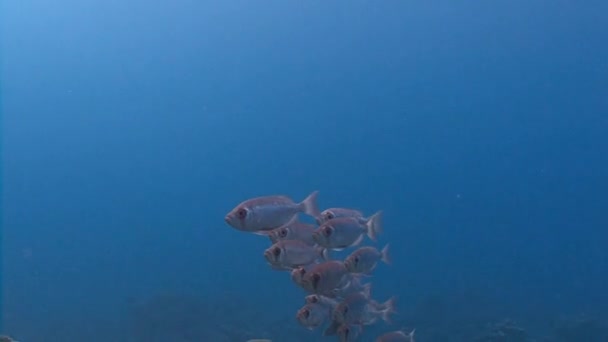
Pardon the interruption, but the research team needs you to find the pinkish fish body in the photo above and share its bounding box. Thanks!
[333,291,396,326]
[225,191,320,233]
[317,207,367,225]
[375,329,416,342]
[268,221,317,245]
[303,260,350,296]
[313,211,383,250]
[296,303,332,330]
[344,244,391,274]
[264,240,326,270]
[305,294,340,309]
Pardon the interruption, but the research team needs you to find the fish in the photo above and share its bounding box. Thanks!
[291,265,315,293]
[333,291,396,326]
[331,274,371,298]
[264,240,327,270]
[316,207,367,225]
[337,323,364,342]
[312,211,383,250]
[225,191,320,233]
[344,244,391,274]
[268,221,317,245]
[303,260,351,296]
[375,329,416,342]
[296,303,332,330]
[305,294,340,309]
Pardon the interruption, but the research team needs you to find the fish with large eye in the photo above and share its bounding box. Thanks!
[264,240,327,270]
[312,211,383,250]
[268,221,317,245]
[303,261,351,296]
[316,207,369,225]
[304,294,339,309]
[296,303,332,330]
[225,191,320,234]
[344,245,391,274]
[333,290,397,326]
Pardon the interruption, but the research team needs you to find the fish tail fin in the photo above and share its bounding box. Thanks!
[381,243,391,265]
[409,328,416,342]
[362,282,372,298]
[300,190,320,218]
[366,210,383,241]
[381,296,397,324]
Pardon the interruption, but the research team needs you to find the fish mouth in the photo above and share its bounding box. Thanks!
[263,250,274,262]
[224,215,231,224]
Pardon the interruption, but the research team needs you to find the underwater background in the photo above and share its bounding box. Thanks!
[2,0,608,341]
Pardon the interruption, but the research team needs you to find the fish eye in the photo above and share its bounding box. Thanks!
[342,306,349,314]
[302,308,310,318]
[237,208,247,219]
[323,227,332,236]
[309,295,319,303]
[354,256,360,264]
[273,247,281,256]
[311,273,321,288]
[279,228,288,238]
[325,212,334,220]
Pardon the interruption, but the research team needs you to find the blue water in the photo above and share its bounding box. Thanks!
[2,1,607,341]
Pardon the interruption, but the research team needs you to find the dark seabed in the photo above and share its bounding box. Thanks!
[2,0,608,341]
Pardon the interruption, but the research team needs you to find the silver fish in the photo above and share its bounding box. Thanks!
[375,329,416,342]
[312,211,383,250]
[332,274,371,298]
[291,265,315,293]
[305,294,340,309]
[344,244,390,274]
[317,207,367,225]
[296,302,332,330]
[264,240,327,270]
[303,260,350,296]
[225,191,320,233]
[333,291,396,326]
[268,221,317,245]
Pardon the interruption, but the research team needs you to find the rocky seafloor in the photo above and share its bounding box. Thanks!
[126,293,608,342]
[3,292,607,342]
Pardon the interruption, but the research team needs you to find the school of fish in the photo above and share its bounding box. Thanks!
[225,190,416,342]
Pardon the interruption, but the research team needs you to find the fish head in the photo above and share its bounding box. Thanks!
[333,302,350,323]
[264,244,283,264]
[269,226,290,243]
[225,204,251,230]
[291,266,307,284]
[313,225,334,245]
[344,254,360,272]
[318,209,336,224]
[297,304,326,328]
[305,294,321,304]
